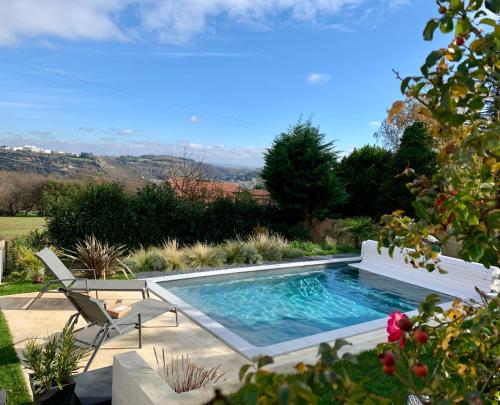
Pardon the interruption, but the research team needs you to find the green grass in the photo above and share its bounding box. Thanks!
[0,310,32,404]
[0,280,53,297]
[0,217,46,241]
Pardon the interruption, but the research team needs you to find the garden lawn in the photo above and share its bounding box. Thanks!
[0,280,53,296]
[0,217,46,241]
[0,310,32,405]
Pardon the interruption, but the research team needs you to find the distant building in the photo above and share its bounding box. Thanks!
[168,177,270,204]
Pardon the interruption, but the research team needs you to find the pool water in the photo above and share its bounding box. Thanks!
[159,264,452,347]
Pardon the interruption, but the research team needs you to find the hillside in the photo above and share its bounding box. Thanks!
[0,149,261,185]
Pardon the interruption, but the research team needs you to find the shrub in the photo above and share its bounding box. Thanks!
[240,244,262,264]
[46,182,130,248]
[222,240,246,264]
[63,235,129,279]
[145,248,167,272]
[160,240,186,271]
[321,236,337,252]
[246,233,289,261]
[153,348,225,393]
[46,182,280,249]
[23,327,84,398]
[290,240,323,256]
[183,243,225,268]
[280,245,303,259]
[340,217,375,248]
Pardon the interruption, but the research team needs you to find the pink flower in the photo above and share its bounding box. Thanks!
[387,311,407,348]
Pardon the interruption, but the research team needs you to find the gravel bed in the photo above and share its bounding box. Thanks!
[135,253,360,279]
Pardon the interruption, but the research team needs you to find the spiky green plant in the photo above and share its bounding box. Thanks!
[23,327,84,397]
[340,217,375,248]
[160,239,186,271]
[153,348,225,393]
[16,245,45,282]
[183,243,225,268]
[64,235,129,279]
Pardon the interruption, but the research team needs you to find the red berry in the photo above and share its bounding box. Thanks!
[438,6,447,14]
[414,329,429,344]
[413,363,429,377]
[396,316,412,332]
[455,36,465,46]
[382,351,396,367]
[383,365,395,376]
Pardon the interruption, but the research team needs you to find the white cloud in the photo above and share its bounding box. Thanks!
[0,0,125,45]
[306,72,331,85]
[189,115,200,124]
[116,128,137,136]
[0,0,364,45]
[369,120,381,128]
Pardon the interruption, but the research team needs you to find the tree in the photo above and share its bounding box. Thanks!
[374,99,435,151]
[381,0,499,268]
[0,171,47,216]
[338,145,392,219]
[261,120,347,224]
[379,122,437,216]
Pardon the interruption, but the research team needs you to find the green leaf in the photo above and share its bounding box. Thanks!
[440,16,454,33]
[485,0,500,13]
[479,18,497,27]
[423,19,439,40]
[486,209,500,229]
[425,50,442,67]
[456,19,469,35]
[468,0,482,10]
[400,77,411,94]
[278,385,290,404]
[257,355,274,368]
[239,364,252,381]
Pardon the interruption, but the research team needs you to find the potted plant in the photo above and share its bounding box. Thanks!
[23,327,84,405]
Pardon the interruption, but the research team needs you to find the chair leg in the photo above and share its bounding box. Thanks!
[174,309,179,327]
[138,314,142,348]
[25,283,49,310]
[84,326,108,372]
[141,289,146,299]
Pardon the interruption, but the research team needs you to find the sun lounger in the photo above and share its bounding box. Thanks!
[26,248,149,309]
[60,288,178,371]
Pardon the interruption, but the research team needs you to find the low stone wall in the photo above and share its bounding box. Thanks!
[112,351,241,405]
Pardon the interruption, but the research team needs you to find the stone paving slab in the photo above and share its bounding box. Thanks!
[0,291,387,402]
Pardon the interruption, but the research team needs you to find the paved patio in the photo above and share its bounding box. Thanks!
[0,290,387,400]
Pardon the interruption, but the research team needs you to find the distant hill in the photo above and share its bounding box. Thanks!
[0,148,261,185]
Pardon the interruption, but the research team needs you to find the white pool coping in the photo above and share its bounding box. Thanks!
[145,258,454,360]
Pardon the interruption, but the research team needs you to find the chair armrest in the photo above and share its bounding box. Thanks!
[71,268,97,279]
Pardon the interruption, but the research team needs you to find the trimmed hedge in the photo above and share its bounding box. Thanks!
[46,183,286,248]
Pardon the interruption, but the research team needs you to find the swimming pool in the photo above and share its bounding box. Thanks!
[148,259,454,358]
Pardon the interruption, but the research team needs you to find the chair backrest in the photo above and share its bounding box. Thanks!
[351,240,498,299]
[36,247,75,287]
[59,288,112,326]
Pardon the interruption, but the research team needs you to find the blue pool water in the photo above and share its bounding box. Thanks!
[159,264,452,347]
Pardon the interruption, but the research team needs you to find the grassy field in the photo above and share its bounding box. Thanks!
[0,310,32,404]
[0,217,46,241]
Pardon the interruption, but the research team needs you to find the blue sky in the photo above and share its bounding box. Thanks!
[0,0,439,167]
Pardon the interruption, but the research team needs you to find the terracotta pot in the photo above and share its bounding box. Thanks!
[29,374,77,405]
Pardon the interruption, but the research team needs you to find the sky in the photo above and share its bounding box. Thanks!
[0,0,440,167]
